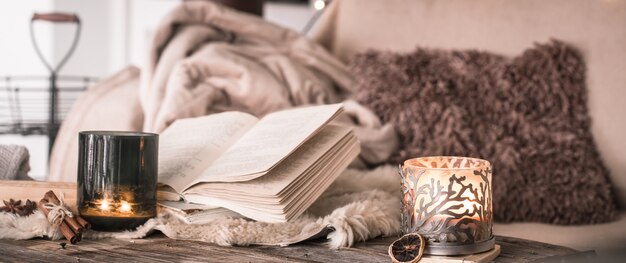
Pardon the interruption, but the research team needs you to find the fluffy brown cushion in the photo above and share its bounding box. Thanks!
[352,40,617,224]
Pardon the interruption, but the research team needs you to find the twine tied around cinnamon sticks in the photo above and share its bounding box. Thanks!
[42,193,72,227]
[37,190,91,244]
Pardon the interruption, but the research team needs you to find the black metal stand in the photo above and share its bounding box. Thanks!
[29,13,82,155]
[0,13,96,170]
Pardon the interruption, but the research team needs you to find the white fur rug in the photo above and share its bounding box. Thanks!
[0,166,400,248]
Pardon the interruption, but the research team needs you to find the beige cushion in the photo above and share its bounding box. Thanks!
[47,66,143,182]
[494,212,626,251]
[313,0,626,207]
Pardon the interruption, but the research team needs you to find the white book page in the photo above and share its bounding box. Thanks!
[158,112,258,193]
[187,125,352,196]
[192,104,343,183]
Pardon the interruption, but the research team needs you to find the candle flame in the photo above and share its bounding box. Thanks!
[120,201,131,212]
[100,200,110,211]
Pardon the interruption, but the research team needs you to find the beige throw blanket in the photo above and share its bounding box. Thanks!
[48,1,397,181]
[140,1,397,166]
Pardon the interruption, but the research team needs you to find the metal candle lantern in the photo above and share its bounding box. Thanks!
[399,156,494,255]
[77,131,158,231]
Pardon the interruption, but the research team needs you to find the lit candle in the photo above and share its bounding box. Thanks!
[400,156,494,255]
[88,197,139,215]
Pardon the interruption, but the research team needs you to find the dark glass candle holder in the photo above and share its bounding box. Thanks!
[77,131,158,231]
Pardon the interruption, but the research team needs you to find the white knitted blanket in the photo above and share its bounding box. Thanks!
[0,166,400,248]
[0,145,31,180]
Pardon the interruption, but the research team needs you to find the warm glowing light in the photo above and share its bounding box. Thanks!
[462,199,475,211]
[400,156,493,252]
[120,201,132,212]
[100,200,110,210]
[313,0,326,10]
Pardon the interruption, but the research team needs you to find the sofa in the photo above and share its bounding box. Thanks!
[311,0,626,251]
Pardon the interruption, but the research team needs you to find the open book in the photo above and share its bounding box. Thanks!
[158,104,360,223]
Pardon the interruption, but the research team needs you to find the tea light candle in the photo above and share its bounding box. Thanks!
[79,190,157,230]
[89,198,135,214]
[399,156,494,255]
[81,196,146,217]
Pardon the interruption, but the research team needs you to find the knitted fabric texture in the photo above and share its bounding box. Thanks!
[0,145,31,180]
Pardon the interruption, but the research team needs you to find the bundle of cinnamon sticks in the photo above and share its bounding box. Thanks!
[37,190,91,244]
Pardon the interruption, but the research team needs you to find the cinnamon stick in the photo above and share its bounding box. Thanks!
[43,191,85,234]
[75,215,91,229]
[37,199,79,244]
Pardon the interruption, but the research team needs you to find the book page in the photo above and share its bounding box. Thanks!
[187,125,352,196]
[191,104,343,184]
[158,112,258,193]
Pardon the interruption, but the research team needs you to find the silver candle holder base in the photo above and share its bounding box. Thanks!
[424,237,496,256]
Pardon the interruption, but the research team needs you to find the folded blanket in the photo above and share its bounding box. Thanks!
[140,1,397,166]
[0,145,31,180]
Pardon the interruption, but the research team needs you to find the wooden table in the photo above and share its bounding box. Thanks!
[0,235,578,262]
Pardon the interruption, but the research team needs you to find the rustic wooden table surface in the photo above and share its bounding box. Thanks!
[0,235,578,263]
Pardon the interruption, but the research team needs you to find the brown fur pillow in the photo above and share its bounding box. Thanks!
[352,40,617,224]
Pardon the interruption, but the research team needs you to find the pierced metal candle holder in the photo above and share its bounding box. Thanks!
[399,156,494,255]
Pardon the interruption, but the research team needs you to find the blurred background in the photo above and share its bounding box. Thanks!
[0,0,322,179]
